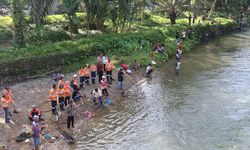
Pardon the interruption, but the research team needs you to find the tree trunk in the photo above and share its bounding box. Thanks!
[169,11,177,25]
[208,0,218,18]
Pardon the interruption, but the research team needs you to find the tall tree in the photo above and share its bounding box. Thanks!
[208,0,217,18]
[157,0,190,24]
[59,0,81,33]
[29,0,54,26]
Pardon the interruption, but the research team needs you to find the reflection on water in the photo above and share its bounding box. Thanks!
[75,30,250,150]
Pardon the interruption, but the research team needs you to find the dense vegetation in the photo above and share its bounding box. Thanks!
[0,0,249,82]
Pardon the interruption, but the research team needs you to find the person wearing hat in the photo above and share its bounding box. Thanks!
[100,76,108,96]
[32,115,41,150]
[29,105,42,122]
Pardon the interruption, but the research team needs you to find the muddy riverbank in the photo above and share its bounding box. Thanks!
[0,68,144,150]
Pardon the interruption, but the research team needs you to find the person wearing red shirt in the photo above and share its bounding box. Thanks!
[29,105,42,121]
[97,61,104,83]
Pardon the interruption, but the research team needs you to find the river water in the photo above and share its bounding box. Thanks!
[74,30,250,150]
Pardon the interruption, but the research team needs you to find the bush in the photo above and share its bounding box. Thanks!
[0,28,13,43]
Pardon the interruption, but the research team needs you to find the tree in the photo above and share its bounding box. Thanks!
[208,0,217,18]
[157,0,190,24]
[59,0,82,34]
[7,0,27,47]
[29,0,54,26]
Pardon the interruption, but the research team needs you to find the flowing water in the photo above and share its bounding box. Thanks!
[74,30,250,150]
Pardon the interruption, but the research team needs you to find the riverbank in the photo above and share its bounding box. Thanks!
[0,18,242,150]
[0,16,238,84]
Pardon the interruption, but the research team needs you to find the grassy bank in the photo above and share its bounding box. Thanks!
[0,14,237,83]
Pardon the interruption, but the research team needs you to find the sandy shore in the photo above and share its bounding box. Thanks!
[0,68,145,150]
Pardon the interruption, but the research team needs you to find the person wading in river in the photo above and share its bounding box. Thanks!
[100,76,109,96]
[106,59,115,84]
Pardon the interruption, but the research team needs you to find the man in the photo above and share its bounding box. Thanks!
[91,88,102,106]
[3,87,18,113]
[49,84,57,114]
[105,60,114,84]
[97,61,104,83]
[64,81,71,107]
[29,105,42,121]
[66,100,75,129]
[117,68,124,91]
[78,68,85,89]
[90,63,97,84]
[57,85,65,111]
[32,115,41,150]
[145,64,153,77]
[100,76,108,96]
[84,64,91,85]
[72,87,83,102]
[1,94,10,123]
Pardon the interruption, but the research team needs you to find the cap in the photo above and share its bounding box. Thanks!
[32,104,36,108]
[73,74,77,78]
[86,64,89,66]
[102,76,106,78]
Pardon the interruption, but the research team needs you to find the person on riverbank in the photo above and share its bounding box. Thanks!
[84,64,91,85]
[133,60,140,71]
[90,63,97,84]
[91,88,102,106]
[3,87,18,113]
[63,81,71,107]
[29,105,42,122]
[97,61,104,83]
[72,87,83,102]
[71,74,78,89]
[106,59,115,84]
[1,94,10,123]
[66,99,75,129]
[32,115,41,150]
[120,61,129,71]
[78,68,85,89]
[58,85,65,111]
[100,76,109,96]
[57,75,64,88]
[117,68,125,92]
[49,84,57,114]
[102,54,108,72]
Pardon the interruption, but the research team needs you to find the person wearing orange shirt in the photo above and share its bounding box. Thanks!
[90,63,97,84]
[106,60,115,84]
[84,64,91,85]
[1,94,10,123]
[49,84,58,114]
[57,85,65,111]
[64,81,71,107]
[3,87,18,113]
[57,75,64,88]
[78,68,85,89]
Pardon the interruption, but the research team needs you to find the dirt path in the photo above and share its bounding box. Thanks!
[0,68,145,150]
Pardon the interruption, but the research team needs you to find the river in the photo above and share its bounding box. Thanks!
[74,29,250,150]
